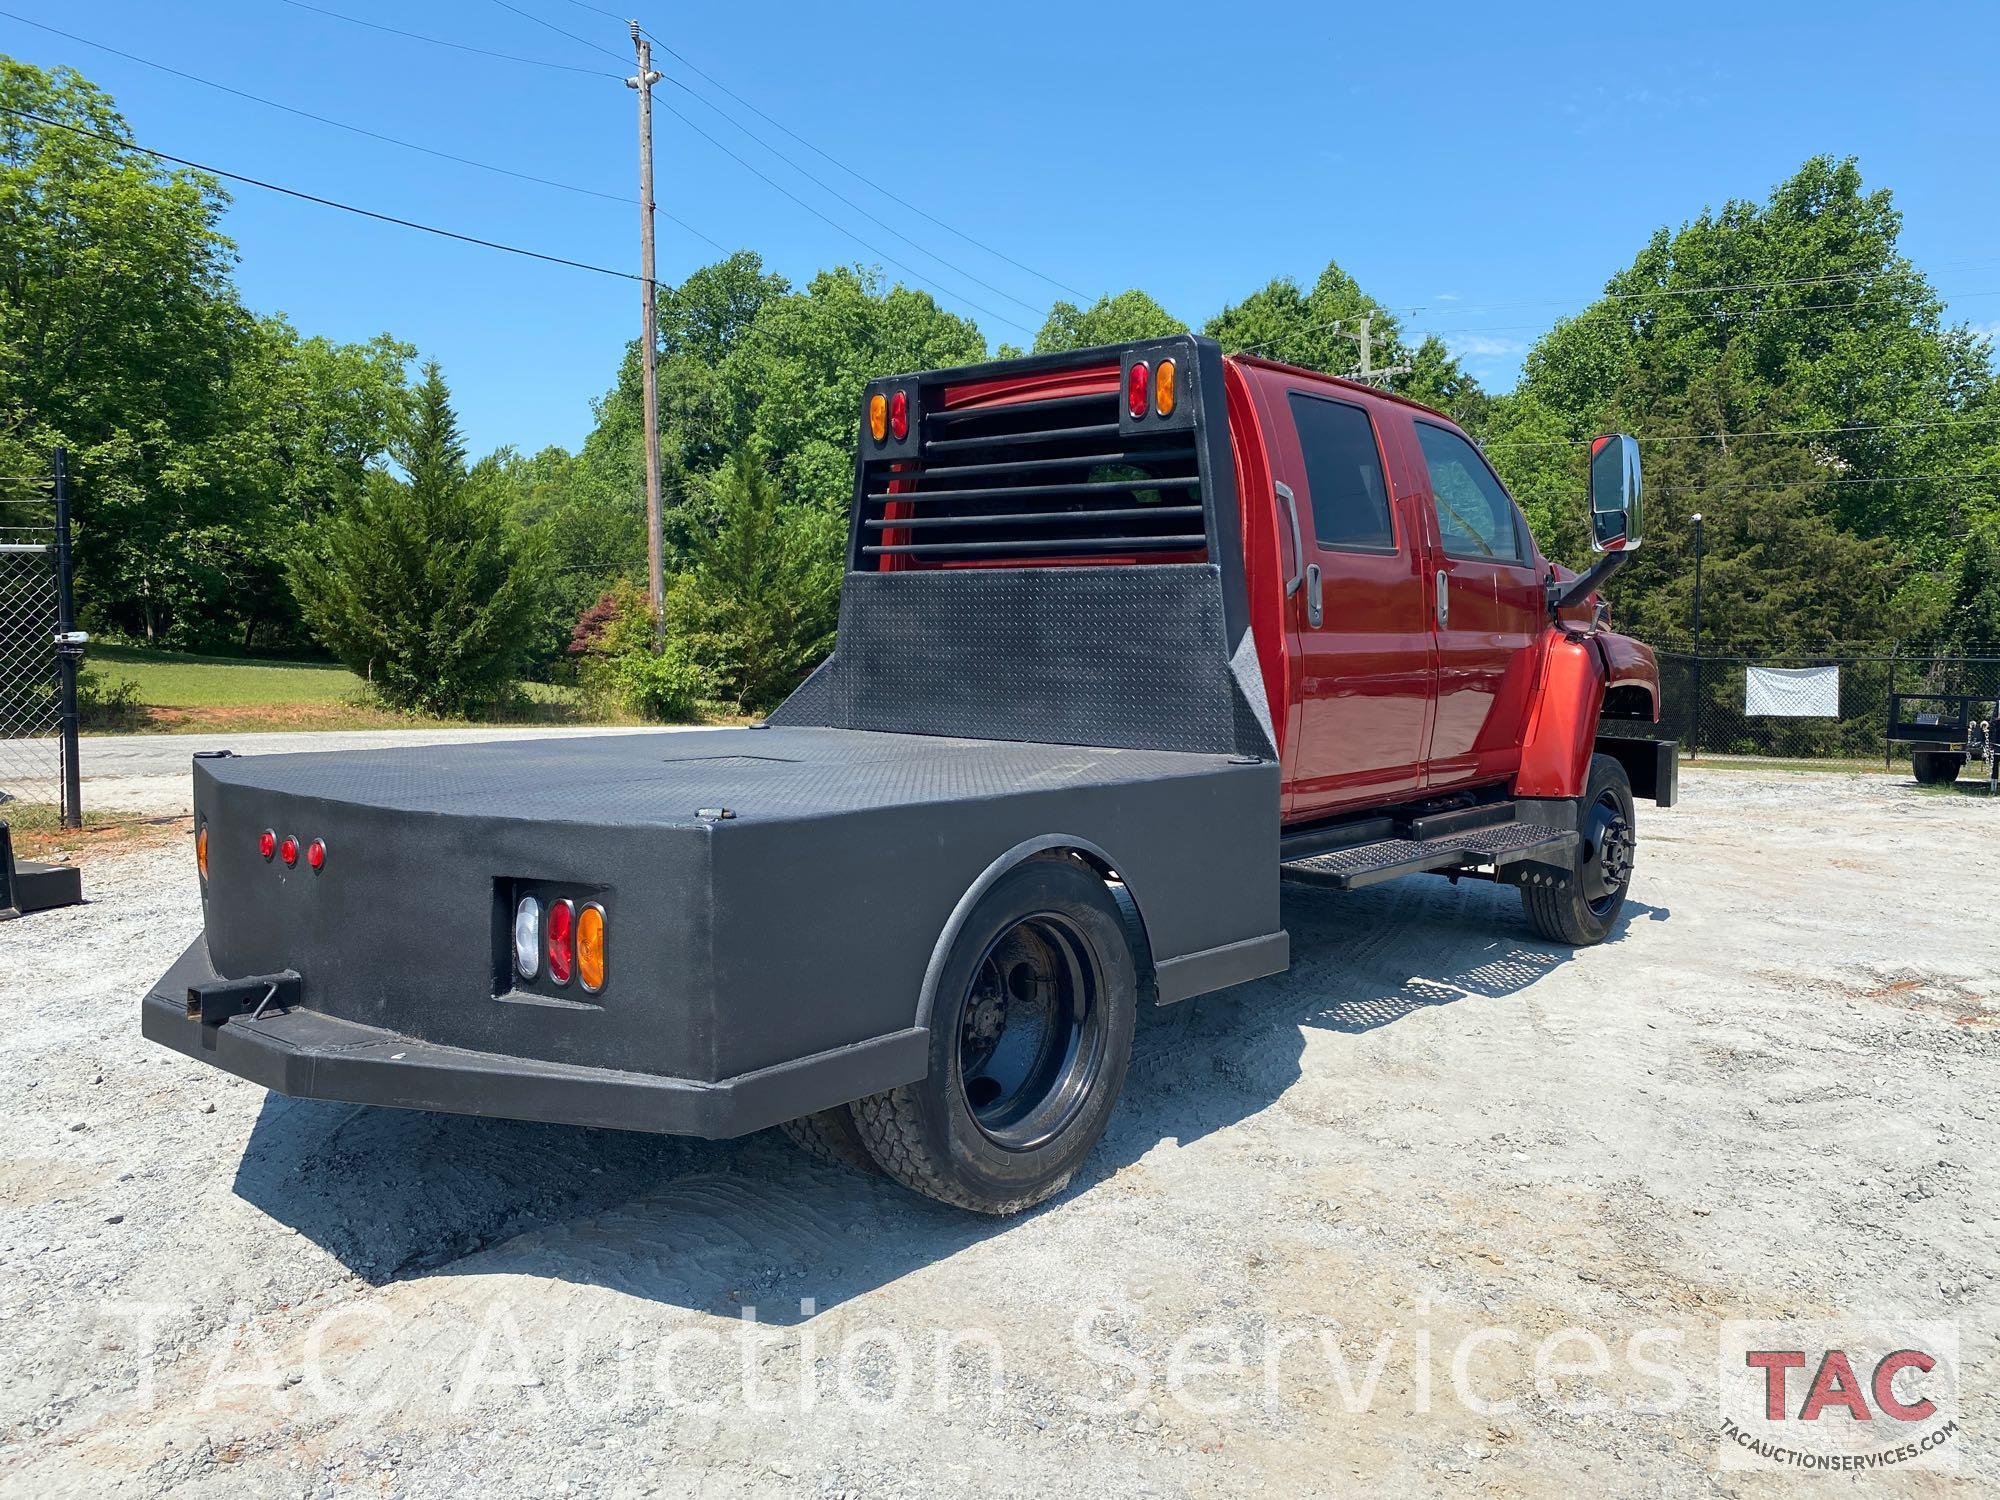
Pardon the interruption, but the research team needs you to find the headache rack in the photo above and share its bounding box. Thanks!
[851,335,1220,570]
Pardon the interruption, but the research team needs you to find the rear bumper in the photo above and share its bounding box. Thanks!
[142,938,927,1139]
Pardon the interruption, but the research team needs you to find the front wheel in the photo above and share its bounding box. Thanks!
[1522,753,1636,947]
[851,857,1138,1215]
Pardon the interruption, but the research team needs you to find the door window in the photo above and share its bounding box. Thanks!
[1288,392,1395,551]
[1414,422,1524,563]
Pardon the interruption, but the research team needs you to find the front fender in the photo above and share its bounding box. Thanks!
[1514,630,1607,799]
[1597,630,1661,721]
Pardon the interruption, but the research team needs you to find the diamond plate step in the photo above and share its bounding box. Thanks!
[1280,821,1577,891]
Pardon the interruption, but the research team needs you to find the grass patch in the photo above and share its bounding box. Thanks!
[1,801,189,861]
[92,644,365,709]
[81,644,641,734]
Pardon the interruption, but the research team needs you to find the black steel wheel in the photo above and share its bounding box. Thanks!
[1522,753,1636,947]
[852,857,1138,1215]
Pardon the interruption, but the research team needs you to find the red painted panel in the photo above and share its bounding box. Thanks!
[1238,364,1433,818]
[1514,631,1608,798]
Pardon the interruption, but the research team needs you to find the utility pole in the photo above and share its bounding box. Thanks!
[1335,311,1412,386]
[1690,512,1705,761]
[627,21,666,649]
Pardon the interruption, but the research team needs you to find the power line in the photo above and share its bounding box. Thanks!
[1654,473,2000,493]
[645,36,1092,302]
[277,0,624,78]
[654,97,1038,337]
[0,9,732,251]
[0,104,646,282]
[1234,288,2000,360]
[659,75,1047,317]
[482,0,630,65]
[1487,414,2000,450]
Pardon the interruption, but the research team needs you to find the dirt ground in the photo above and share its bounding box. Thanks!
[1,755,1994,1497]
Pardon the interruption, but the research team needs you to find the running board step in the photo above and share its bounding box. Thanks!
[1281,822,1577,892]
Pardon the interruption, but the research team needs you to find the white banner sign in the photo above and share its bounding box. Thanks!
[1745,664,1840,717]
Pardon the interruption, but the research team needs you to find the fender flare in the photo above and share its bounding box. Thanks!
[910,834,1152,1032]
[1515,629,1610,799]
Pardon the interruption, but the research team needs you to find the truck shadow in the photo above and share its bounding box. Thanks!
[232,875,1663,1321]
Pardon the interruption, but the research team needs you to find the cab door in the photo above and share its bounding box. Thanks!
[1406,419,1547,787]
[1260,379,1435,820]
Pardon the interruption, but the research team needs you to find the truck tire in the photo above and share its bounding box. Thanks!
[1522,753,1636,947]
[778,1107,882,1176]
[851,857,1138,1215]
[1912,751,1963,786]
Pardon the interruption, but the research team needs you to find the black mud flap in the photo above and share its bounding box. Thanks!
[1595,736,1678,807]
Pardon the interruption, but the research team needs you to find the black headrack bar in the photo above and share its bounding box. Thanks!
[864,534,1206,557]
[865,506,1204,531]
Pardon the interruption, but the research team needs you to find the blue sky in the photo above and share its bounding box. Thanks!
[6,0,1998,457]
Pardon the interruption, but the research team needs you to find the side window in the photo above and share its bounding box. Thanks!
[1414,422,1525,563]
[1288,392,1395,551]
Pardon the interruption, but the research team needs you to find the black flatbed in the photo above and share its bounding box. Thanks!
[201,725,1253,827]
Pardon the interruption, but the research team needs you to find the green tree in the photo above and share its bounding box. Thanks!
[1205,261,1487,428]
[671,450,842,711]
[1497,156,2000,637]
[1031,290,1186,353]
[289,362,547,716]
[1,59,411,649]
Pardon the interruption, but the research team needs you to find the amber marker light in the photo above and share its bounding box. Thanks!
[577,903,607,993]
[196,824,209,881]
[1154,357,1177,417]
[868,392,888,442]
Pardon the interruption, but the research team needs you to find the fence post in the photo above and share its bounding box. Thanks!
[1884,639,1897,769]
[52,448,81,830]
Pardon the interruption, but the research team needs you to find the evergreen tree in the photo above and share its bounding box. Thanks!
[288,362,548,716]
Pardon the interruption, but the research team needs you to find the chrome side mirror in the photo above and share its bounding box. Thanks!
[1588,434,1643,552]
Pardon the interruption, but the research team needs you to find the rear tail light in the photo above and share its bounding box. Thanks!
[889,389,909,441]
[867,392,887,442]
[1127,360,1150,418]
[546,899,575,986]
[278,834,299,868]
[513,896,542,980]
[1154,358,1177,416]
[577,903,607,992]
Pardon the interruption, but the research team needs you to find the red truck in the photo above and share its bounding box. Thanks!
[144,334,1670,1216]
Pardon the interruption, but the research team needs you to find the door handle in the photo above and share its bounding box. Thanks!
[1275,481,1304,597]
[1435,569,1449,629]
[1306,563,1323,628]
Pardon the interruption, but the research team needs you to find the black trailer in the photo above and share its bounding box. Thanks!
[1888,692,1999,790]
[144,338,1292,1214]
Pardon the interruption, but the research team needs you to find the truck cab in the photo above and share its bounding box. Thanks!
[146,334,1671,1217]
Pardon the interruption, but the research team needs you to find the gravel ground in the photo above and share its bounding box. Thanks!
[1,761,1995,1496]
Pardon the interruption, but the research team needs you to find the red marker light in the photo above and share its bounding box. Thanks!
[889,389,908,441]
[307,838,327,873]
[1127,361,1150,419]
[279,835,299,868]
[546,899,575,986]
[258,829,276,861]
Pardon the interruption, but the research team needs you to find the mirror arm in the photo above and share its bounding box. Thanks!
[1547,547,1632,615]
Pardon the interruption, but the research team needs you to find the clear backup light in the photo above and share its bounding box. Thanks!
[513,895,542,980]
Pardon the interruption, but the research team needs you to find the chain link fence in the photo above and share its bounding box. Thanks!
[1616,640,2000,763]
[0,455,81,824]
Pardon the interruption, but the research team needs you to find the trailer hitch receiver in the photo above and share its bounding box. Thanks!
[185,970,302,1045]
